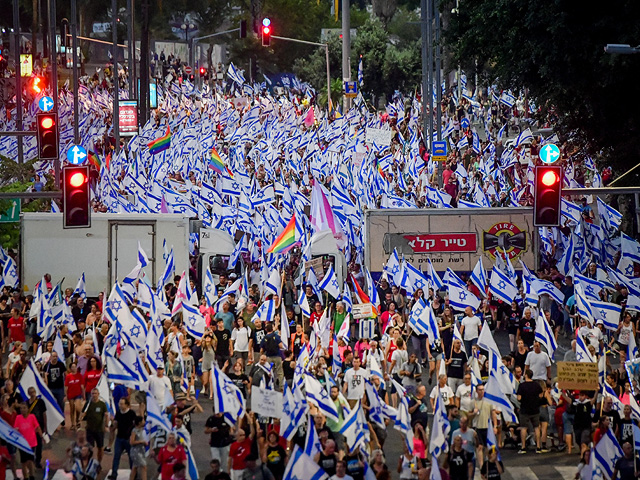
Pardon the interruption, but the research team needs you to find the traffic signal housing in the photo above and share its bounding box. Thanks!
[63,165,91,228]
[36,112,59,160]
[261,18,271,46]
[534,165,562,226]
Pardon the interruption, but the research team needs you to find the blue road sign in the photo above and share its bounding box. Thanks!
[67,145,87,165]
[38,96,54,112]
[344,81,357,95]
[432,141,447,157]
[539,143,560,164]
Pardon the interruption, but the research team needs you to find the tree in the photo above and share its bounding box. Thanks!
[352,17,388,101]
[445,0,640,178]
[292,34,342,99]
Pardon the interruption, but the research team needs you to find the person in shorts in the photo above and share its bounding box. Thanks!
[81,388,109,463]
[516,369,543,454]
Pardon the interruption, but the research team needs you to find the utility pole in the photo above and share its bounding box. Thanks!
[139,0,149,125]
[426,0,433,147]
[71,0,80,143]
[12,0,23,164]
[341,0,351,112]
[127,0,135,99]
[420,0,429,159]
[112,0,120,152]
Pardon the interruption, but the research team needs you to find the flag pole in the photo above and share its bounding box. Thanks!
[600,350,606,417]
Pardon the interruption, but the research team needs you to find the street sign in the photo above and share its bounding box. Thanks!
[119,101,138,136]
[344,81,357,98]
[184,65,192,75]
[539,143,560,164]
[67,144,87,165]
[432,140,447,161]
[38,96,54,112]
[0,199,20,223]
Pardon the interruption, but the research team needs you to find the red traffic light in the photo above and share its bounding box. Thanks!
[200,67,206,75]
[41,116,54,129]
[32,77,42,93]
[69,172,86,187]
[262,26,271,35]
[541,170,559,186]
[261,18,272,46]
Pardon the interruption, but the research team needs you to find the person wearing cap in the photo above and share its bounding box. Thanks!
[149,365,172,411]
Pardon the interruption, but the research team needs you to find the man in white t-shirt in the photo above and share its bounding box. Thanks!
[342,356,369,408]
[460,306,482,355]
[524,341,551,382]
[148,365,172,410]
[429,374,455,410]
[329,460,354,480]
[455,373,474,416]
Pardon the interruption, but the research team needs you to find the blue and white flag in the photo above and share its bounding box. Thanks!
[211,364,246,425]
[298,289,311,317]
[593,428,622,480]
[304,413,323,458]
[283,445,329,480]
[73,273,86,299]
[632,424,640,454]
[2,257,19,289]
[304,374,339,422]
[483,371,517,423]
[429,387,450,457]
[281,382,307,441]
[364,267,380,308]
[621,233,640,264]
[486,416,501,461]
[18,360,65,434]
[534,312,558,359]
[590,300,622,330]
[489,266,518,304]
[514,128,533,148]
[203,268,217,307]
[628,331,639,360]
[358,56,363,86]
[228,234,244,270]
[181,301,206,340]
[157,246,175,291]
[0,417,33,454]
[318,264,341,299]
[469,257,487,296]
[597,197,622,233]
[340,400,368,452]
[146,392,172,433]
[575,333,595,363]
[137,242,149,268]
[447,283,480,312]
[227,63,246,85]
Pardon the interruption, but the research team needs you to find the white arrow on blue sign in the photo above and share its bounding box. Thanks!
[539,143,560,164]
[38,96,54,112]
[67,145,87,165]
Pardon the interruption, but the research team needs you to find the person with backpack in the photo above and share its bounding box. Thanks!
[260,323,284,391]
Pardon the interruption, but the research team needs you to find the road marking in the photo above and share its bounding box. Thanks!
[554,466,577,479]
[505,467,538,480]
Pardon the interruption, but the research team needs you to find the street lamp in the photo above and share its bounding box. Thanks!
[604,44,640,54]
[181,22,195,70]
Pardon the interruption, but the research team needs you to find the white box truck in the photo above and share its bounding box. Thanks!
[20,213,191,296]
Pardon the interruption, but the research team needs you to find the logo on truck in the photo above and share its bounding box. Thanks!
[482,222,527,260]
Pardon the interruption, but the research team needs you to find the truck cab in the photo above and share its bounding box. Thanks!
[198,228,244,286]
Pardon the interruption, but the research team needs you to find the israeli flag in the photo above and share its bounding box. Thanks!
[448,283,481,312]
[73,272,87,299]
[514,128,533,148]
[2,257,19,289]
[597,197,622,232]
[429,386,451,457]
[303,413,323,457]
[281,382,307,441]
[534,312,558,359]
[489,266,518,304]
[590,300,622,330]
[211,364,246,425]
[575,334,595,362]
[181,302,205,340]
[621,233,640,264]
[483,370,517,423]
[593,429,622,480]
[18,360,65,434]
[283,445,329,480]
[203,268,217,307]
[297,289,311,317]
[228,234,244,270]
[0,417,33,454]
[304,374,339,422]
[137,242,149,268]
[469,257,487,295]
[318,264,341,299]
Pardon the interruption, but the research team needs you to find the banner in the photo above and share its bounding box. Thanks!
[365,128,392,146]
[118,101,138,136]
[557,361,598,390]
[250,386,282,418]
[352,303,375,320]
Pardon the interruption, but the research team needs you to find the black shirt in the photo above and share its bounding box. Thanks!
[205,415,233,448]
[481,460,504,480]
[447,350,468,379]
[516,381,542,415]
[408,395,429,427]
[114,409,137,439]
[318,452,337,476]
[614,456,640,480]
[213,329,231,356]
[518,318,535,347]
[620,418,635,446]
[265,444,287,478]
[573,399,594,430]
[448,449,472,479]
[252,328,266,354]
[513,349,528,372]
[227,372,249,398]
[204,472,231,480]
[28,398,46,428]
[44,361,66,390]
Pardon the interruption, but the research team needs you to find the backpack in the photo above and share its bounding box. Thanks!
[263,333,280,356]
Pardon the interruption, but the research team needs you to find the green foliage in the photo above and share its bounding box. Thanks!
[352,16,388,98]
[292,34,342,97]
[445,0,640,176]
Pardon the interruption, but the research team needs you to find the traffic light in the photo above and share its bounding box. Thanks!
[31,76,43,94]
[239,20,247,39]
[261,18,271,46]
[36,112,59,160]
[63,165,91,228]
[534,165,562,226]
[199,66,206,77]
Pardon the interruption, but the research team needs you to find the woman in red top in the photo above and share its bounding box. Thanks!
[65,363,84,429]
[156,432,186,480]
[309,301,324,329]
[593,415,610,446]
[7,308,24,344]
[83,357,102,401]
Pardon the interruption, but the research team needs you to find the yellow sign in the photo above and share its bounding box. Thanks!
[344,93,357,98]
[557,361,598,391]
[432,155,447,162]
[20,54,32,77]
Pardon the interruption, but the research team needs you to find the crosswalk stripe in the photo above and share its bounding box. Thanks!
[503,467,538,480]
[553,466,577,479]
[48,469,132,480]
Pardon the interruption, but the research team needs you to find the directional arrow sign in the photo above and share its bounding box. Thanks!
[38,96,54,112]
[67,144,87,165]
[539,143,560,164]
[0,199,20,223]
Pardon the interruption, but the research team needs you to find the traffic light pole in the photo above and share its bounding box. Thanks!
[112,0,120,154]
[47,0,60,186]
[71,0,80,144]
[271,36,330,110]
[12,0,23,164]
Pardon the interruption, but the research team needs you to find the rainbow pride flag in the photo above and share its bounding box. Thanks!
[147,126,171,155]
[88,151,101,169]
[208,147,225,174]
[267,215,300,254]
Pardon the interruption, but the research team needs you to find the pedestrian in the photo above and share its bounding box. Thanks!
[204,459,231,480]
[157,432,187,480]
[228,414,256,480]
[108,397,137,479]
[43,351,66,418]
[13,402,40,480]
[25,387,45,468]
[260,323,284,390]
[81,388,108,463]
[129,415,148,480]
[71,445,101,480]
[516,369,543,454]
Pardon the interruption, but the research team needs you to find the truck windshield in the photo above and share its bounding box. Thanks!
[209,255,242,276]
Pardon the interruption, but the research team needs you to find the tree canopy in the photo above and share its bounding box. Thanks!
[446,0,640,177]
